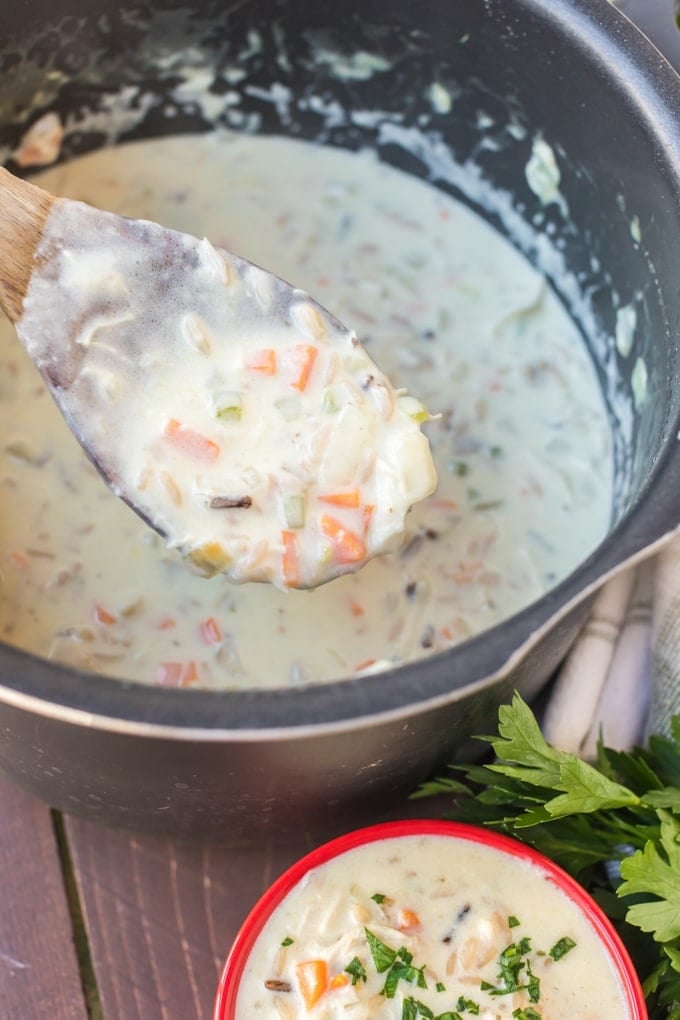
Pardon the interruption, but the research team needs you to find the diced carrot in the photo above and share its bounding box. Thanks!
[164,419,220,462]
[398,908,421,931]
[246,348,277,374]
[329,973,350,990]
[452,559,483,585]
[349,597,365,617]
[156,615,177,631]
[281,530,300,588]
[362,504,375,535]
[93,603,117,625]
[320,515,366,564]
[6,551,30,571]
[200,616,222,645]
[296,960,328,1010]
[289,343,318,391]
[318,489,360,508]
[182,661,199,686]
[154,661,199,687]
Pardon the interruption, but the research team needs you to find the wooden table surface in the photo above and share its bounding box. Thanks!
[0,2,675,1018]
[0,770,321,1019]
[0,771,448,1020]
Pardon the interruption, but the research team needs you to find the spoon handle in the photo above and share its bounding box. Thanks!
[0,166,55,323]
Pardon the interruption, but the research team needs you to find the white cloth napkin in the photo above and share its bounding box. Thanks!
[543,534,680,758]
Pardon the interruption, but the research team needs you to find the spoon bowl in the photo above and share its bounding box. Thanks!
[0,167,437,590]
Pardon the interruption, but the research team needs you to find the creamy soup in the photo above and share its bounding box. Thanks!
[0,132,612,688]
[19,200,436,590]
[232,832,632,1019]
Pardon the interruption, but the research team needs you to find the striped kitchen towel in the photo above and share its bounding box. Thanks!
[543,534,680,757]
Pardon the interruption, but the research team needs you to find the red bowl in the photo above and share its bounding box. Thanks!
[214,819,648,1020]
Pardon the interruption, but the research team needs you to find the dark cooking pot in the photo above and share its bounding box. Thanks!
[0,0,678,843]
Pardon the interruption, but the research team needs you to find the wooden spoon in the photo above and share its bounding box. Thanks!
[0,165,437,590]
[0,167,53,322]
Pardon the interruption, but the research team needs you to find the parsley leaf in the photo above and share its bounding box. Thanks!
[619,811,680,942]
[364,929,428,999]
[364,928,396,972]
[414,693,680,1020]
[402,999,463,1020]
[549,936,576,961]
[345,956,367,985]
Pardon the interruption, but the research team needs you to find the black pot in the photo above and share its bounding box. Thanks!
[0,0,678,842]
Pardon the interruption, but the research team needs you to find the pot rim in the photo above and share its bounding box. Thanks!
[0,0,679,735]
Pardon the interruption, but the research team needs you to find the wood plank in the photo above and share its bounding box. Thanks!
[64,794,454,1018]
[0,775,89,1019]
[65,815,311,1020]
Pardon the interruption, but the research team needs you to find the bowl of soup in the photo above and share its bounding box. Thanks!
[0,0,678,840]
[214,819,647,1018]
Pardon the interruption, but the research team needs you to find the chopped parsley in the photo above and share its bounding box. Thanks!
[280,935,294,947]
[364,929,428,998]
[549,936,576,962]
[365,928,397,973]
[371,892,387,904]
[512,1009,542,1020]
[344,956,367,985]
[455,995,479,1013]
[480,937,537,998]
[402,999,463,1020]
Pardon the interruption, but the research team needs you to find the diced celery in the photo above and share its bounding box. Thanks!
[283,493,306,529]
[215,391,243,421]
[274,396,301,421]
[322,388,340,414]
[398,394,430,423]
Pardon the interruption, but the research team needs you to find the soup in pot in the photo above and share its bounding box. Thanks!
[0,131,612,688]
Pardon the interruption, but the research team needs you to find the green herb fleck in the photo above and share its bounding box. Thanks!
[456,995,480,1013]
[382,954,427,998]
[345,956,367,985]
[481,937,538,999]
[365,930,428,999]
[508,916,521,928]
[549,936,576,961]
[365,928,396,973]
[280,936,294,947]
[526,962,540,1003]
[371,892,387,904]
[512,1009,542,1020]
[403,999,461,1020]
[436,981,446,992]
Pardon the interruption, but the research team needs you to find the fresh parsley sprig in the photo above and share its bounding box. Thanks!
[413,693,680,1020]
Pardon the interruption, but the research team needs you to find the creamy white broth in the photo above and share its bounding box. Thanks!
[233,833,631,1018]
[18,202,437,591]
[0,132,612,688]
